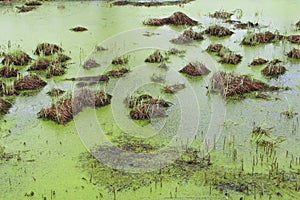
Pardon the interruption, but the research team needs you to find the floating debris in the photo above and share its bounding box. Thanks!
[170,29,204,44]
[241,31,282,46]
[14,75,46,91]
[46,88,65,96]
[179,62,210,76]
[111,56,128,65]
[219,53,242,64]
[261,64,286,78]
[95,46,108,51]
[70,26,88,32]
[145,50,165,63]
[113,0,193,7]
[204,25,233,37]
[143,12,198,26]
[209,10,233,19]
[211,72,277,97]
[1,50,32,66]
[28,58,51,71]
[126,94,170,109]
[164,83,185,94]
[0,66,19,77]
[34,43,63,56]
[83,59,100,69]
[250,58,268,66]
[107,68,129,78]
[0,98,12,114]
[287,48,300,59]
[25,1,42,6]
[150,73,165,83]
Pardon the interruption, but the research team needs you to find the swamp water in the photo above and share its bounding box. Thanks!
[0,0,299,199]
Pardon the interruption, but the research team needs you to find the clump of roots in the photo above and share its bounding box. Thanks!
[143,12,198,26]
[170,28,204,44]
[219,53,242,64]
[14,75,46,91]
[250,58,268,66]
[145,50,166,63]
[287,48,300,59]
[0,66,19,77]
[28,58,51,71]
[211,72,277,97]
[209,10,233,19]
[261,64,286,78]
[241,31,282,46]
[1,50,32,66]
[0,98,12,114]
[164,83,185,94]
[39,89,112,124]
[83,59,100,69]
[204,25,233,37]
[179,62,210,76]
[111,56,129,65]
[206,44,223,53]
[34,43,63,56]
[107,68,129,78]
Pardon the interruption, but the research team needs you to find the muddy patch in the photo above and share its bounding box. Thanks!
[145,50,166,63]
[250,58,268,66]
[1,50,32,66]
[164,83,185,94]
[0,66,19,78]
[39,89,112,124]
[34,43,63,56]
[143,12,198,26]
[170,29,204,44]
[287,48,300,59]
[70,26,88,32]
[204,25,233,37]
[211,72,278,97]
[14,75,46,91]
[261,64,287,78]
[241,31,282,46]
[179,62,210,76]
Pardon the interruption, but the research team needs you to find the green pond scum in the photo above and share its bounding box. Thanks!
[0,0,300,199]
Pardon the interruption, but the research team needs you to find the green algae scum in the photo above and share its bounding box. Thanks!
[0,0,300,199]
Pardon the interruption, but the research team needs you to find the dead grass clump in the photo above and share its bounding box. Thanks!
[145,51,165,63]
[83,59,100,69]
[70,26,88,32]
[164,83,185,94]
[170,29,204,44]
[28,58,51,71]
[209,11,233,19]
[241,31,282,46]
[219,53,242,64]
[206,44,223,53]
[111,56,128,65]
[107,68,129,78]
[46,66,66,78]
[0,98,12,114]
